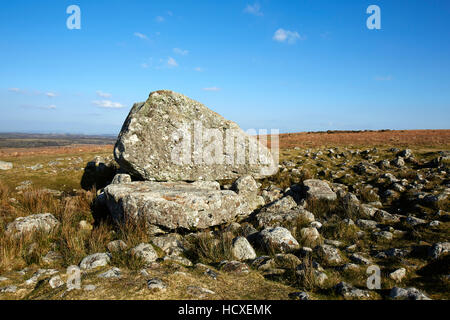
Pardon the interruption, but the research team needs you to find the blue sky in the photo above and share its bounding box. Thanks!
[0,0,449,134]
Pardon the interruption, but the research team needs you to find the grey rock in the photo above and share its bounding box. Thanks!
[25,269,59,285]
[303,179,337,201]
[389,268,406,282]
[256,208,314,229]
[83,284,97,291]
[231,237,257,260]
[258,227,300,253]
[390,287,431,300]
[107,240,128,253]
[0,161,13,170]
[186,285,215,298]
[79,253,111,270]
[147,278,167,291]
[219,260,249,273]
[429,242,450,259]
[104,181,259,230]
[163,255,193,266]
[316,244,342,264]
[0,285,17,293]
[130,243,158,264]
[350,253,371,265]
[335,282,370,299]
[98,267,121,279]
[152,234,186,256]
[114,90,276,181]
[49,275,64,289]
[6,213,60,237]
[289,291,310,300]
[111,173,132,184]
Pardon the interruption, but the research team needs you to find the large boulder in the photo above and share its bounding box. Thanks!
[103,181,258,230]
[114,90,277,181]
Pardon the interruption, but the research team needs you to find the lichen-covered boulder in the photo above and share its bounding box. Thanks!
[114,90,277,181]
[104,181,259,230]
[6,213,60,237]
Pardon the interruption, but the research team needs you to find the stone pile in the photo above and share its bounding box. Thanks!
[100,90,277,230]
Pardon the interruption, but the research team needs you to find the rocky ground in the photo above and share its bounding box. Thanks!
[0,142,449,300]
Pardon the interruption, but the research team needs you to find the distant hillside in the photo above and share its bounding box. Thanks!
[0,133,116,148]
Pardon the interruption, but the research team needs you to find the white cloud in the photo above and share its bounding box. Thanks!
[167,57,178,67]
[375,75,393,81]
[45,104,57,110]
[96,90,112,98]
[173,48,189,56]
[155,16,165,23]
[203,87,221,92]
[134,32,148,40]
[244,3,263,16]
[46,92,57,98]
[194,67,204,72]
[8,88,21,93]
[273,28,305,44]
[141,63,149,69]
[92,100,124,109]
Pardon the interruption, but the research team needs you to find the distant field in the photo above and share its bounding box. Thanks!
[0,133,116,148]
[278,129,450,149]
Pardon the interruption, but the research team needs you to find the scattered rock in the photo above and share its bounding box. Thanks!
[390,287,431,300]
[303,179,337,201]
[429,242,450,259]
[231,237,257,260]
[111,173,132,184]
[316,244,342,264]
[334,282,370,299]
[389,268,406,282]
[49,275,64,289]
[147,278,167,292]
[6,213,60,237]
[289,291,310,300]
[258,227,300,253]
[0,161,13,170]
[98,267,121,279]
[79,253,111,270]
[130,243,158,264]
[107,240,128,253]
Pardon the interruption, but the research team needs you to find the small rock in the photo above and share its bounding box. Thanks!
[258,227,300,253]
[49,275,64,289]
[390,287,431,300]
[79,253,111,270]
[107,240,128,253]
[316,244,342,264]
[429,242,450,259]
[389,268,406,282]
[111,173,132,184]
[98,267,121,279]
[147,278,167,292]
[334,282,370,299]
[6,213,60,237]
[0,161,13,170]
[219,260,249,273]
[289,292,310,300]
[231,237,257,260]
[0,285,17,293]
[186,286,215,298]
[130,243,158,265]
